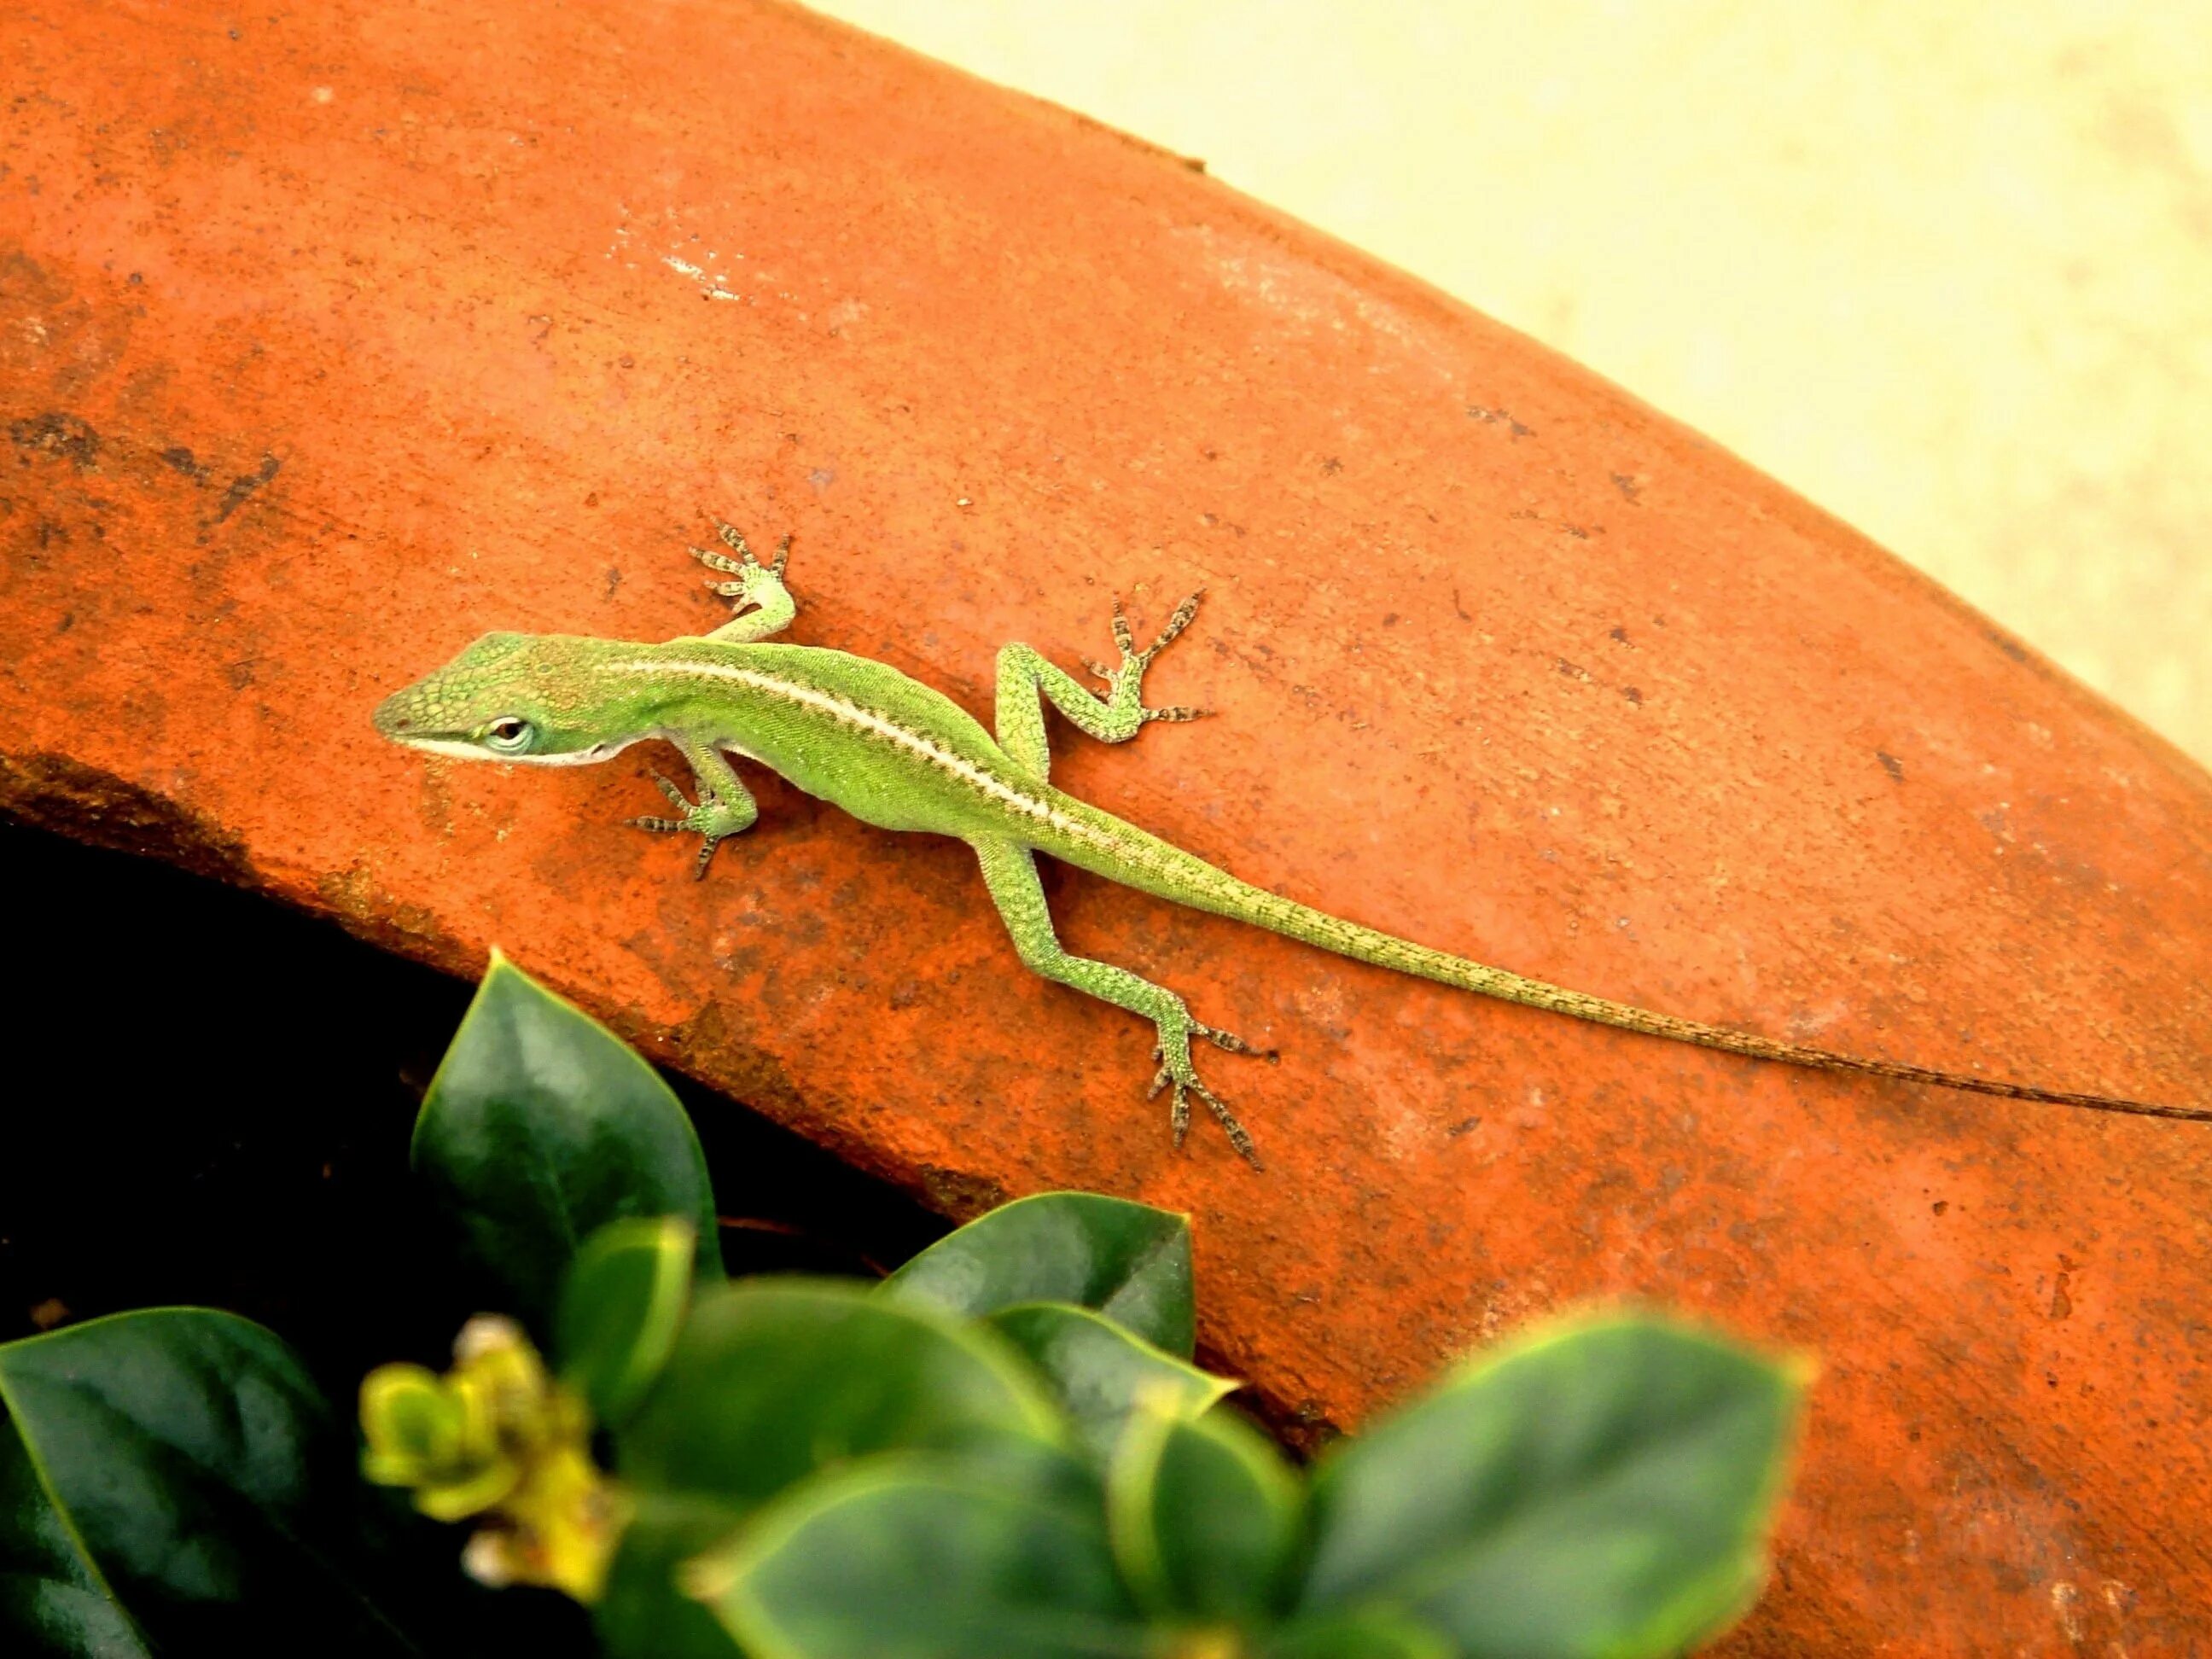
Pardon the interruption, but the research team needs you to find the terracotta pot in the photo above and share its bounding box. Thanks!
[4,3,2209,1650]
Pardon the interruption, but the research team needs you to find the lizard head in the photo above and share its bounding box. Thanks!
[373,632,650,766]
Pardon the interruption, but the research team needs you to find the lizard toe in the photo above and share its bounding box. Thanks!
[1195,1021,1276,1061]
[1185,1076,1260,1168]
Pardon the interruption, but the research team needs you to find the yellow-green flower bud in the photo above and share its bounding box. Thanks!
[359,1315,621,1602]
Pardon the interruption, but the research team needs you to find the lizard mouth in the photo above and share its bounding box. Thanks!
[371,721,641,765]
[496,736,647,768]
[389,736,499,761]
[528,736,643,767]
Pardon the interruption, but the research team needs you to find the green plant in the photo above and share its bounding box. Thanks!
[1,952,1808,1658]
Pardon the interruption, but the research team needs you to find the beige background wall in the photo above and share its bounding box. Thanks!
[811,1,2211,768]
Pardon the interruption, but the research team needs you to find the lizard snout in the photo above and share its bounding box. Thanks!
[372,685,427,737]
[372,695,406,734]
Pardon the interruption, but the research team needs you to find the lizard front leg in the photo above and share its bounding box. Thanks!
[689,515,797,643]
[969,835,1266,1166]
[994,591,1207,778]
[628,736,760,878]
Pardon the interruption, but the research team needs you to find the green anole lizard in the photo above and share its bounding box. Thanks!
[372,521,2209,1164]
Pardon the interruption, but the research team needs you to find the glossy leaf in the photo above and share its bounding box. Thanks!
[556,1218,696,1429]
[689,1456,1150,1659]
[881,1192,1196,1356]
[602,1444,1097,1659]
[603,1279,1066,1646]
[987,1302,1232,1467]
[1301,1316,1807,1659]
[0,1309,422,1656]
[619,1279,1062,1506]
[596,1492,751,1659]
[412,950,720,1328]
[1108,1404,1301,1622]
[0,1407,152,1657]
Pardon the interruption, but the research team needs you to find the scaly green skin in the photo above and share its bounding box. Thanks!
[374,521,2210,1165]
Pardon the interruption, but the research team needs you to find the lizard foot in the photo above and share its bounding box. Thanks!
[1147,1014,1272,1168]
[690,515,791,602]
[1088,591,1212,724]
[627,771,736,880]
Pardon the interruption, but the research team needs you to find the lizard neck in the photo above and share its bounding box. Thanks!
[523,633,726,747]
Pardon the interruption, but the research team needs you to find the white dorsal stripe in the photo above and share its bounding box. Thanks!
[612,656,1097,841]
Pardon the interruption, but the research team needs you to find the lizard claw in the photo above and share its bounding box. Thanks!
[1091,591,1208,732]
[693,515,791,579]
[627,772,731,878]
[1147,1068,1260,1169]
[1147,1016,1266,1167]
[691,544,748,577]
[690,519,794,631]
[1195,1022,1278,1062]
[708,512,757,560]
[691,835,725,880]
[1107,591,1206,670]
[1135,590,1204,665]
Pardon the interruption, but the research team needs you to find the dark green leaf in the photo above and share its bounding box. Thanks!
[556,1218,696,1429]
[604,1282,1070,1652]
[1301,1316,1807,1659]
[1260,1611,1454,1659]
[0,1406,152,1657]
[689,1456,1150,1659]
[0,1309,424,1656]
[601,1444,1093,1659]
[596,1492,750,1659]
[413,951,720,1329]
[881,1192,1195,1356]
[617,1278,1063,1513]
[1108,1404,1301,1622]
[987,1303,1231,1468]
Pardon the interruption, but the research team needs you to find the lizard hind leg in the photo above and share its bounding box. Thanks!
[993,589,1210,779]
[969,835,1267,1167]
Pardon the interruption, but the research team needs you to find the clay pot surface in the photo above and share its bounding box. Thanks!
[4,3,2209,1650]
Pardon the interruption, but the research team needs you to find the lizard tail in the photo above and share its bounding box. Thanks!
[1040,799,2212,1125]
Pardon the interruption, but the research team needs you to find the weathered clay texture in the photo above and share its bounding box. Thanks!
[3,4,2209,1651]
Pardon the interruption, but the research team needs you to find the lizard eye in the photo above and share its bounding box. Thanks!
[484,717,534,752]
